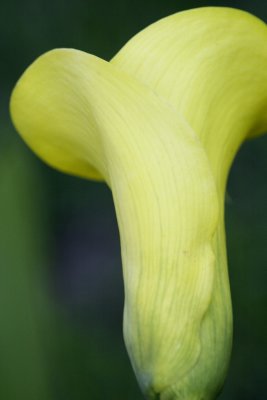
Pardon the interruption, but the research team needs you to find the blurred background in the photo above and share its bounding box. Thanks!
[0,0,266,399]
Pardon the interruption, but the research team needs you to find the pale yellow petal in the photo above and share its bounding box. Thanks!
[10,49,219,398]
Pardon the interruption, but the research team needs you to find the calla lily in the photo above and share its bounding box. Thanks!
[10,7,267,400]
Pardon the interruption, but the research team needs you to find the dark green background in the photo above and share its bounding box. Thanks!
[0,0,266,399]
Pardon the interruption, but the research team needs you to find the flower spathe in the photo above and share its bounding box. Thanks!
[10,7,267,400]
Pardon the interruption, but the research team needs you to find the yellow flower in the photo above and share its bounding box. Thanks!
[10,7,267,400]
